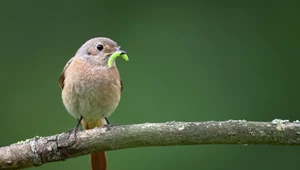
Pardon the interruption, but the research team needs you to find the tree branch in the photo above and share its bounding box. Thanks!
[1,120,300,169]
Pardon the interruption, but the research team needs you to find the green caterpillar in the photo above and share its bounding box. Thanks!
[108,51,129,67]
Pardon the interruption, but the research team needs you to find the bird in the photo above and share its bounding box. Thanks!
[59,37,127,170]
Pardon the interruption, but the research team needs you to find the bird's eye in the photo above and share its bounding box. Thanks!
[96,44,104,51]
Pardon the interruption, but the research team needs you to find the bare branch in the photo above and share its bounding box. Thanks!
[1,120,300,169]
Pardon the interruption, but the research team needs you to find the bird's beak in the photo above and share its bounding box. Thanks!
[117,49,126,55]
[108,49,129,67]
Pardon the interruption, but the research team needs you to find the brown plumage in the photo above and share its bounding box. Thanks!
[59,37,124,170]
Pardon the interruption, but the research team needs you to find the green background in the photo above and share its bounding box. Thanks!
[0,1,299,170]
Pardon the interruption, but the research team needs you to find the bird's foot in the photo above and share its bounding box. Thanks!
[65,116,83,143]
[65,127,83,143]
[104,123,118,130]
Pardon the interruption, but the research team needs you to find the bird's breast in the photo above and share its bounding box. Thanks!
[62,59,121,121]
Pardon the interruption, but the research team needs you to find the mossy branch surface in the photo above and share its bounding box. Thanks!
[1,120,300,169]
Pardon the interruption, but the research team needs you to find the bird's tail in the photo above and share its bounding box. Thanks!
[82,118,107,170]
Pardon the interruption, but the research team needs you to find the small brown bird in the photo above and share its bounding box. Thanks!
[59,37,127,170]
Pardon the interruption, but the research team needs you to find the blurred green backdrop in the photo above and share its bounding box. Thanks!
[0,0,299,170]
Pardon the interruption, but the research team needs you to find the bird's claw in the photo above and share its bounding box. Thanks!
[104,123,118,130]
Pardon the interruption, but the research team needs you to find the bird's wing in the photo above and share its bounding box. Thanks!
[59,57,74,89]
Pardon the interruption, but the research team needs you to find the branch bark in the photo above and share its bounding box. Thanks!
[1,120,300,169]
